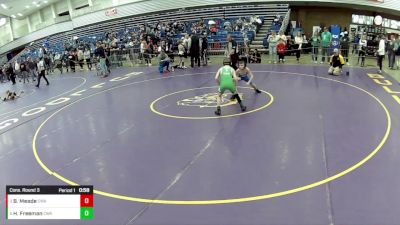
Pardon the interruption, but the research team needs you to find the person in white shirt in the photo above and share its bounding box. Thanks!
[77,49,84,70]
[84,48,92,70]
[177,40,186,69]
[36,58,49,87]
[294,32,303,63]
[268,31,278,63]
[14,61,20,77]
[54,53,61,60]
[358,35,367,67]
[53,53,63,74]
[377,34,386,74]
[140,40,150,65]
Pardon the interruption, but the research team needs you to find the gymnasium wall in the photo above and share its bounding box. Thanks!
[0,18,13,47]
[291,6,400,36]
[1,0,400,54]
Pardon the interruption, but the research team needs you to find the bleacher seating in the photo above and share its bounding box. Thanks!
[16,4,288,59]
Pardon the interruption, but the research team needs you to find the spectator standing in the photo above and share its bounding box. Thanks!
[200,34,208,66]
[183,34,190,58]
[44,56,51,75]
[0,65,4,83]
[7,63,16,85]
[14,61,20,79]
[146,41,154,66]
[227,35,238,69]
[177,40,186,69]
[320,27,332,64]
[387,34,396,69]
[294,32,303,63]
[311,31,320,63]
[69,51,77,72]
[394,35,400,69]
[94,41,108,77]
[377,34,386,74]
[84,48,92,70]
[27,57,37,80]
[358,35,367,67]
[268,31,278,63]
[340,31,350,65]
[20,61,29,83]
[353,34,360,54]
[277,38,286,63]
[189,32,201,68]
[140,40,147,65]
[77,49,84,70]
[36,57,50,87]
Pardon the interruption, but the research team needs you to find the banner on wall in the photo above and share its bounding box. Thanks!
[105,8,118,17]
[312,26,321,35]
[331,25,341,49]
[291,21,296,29]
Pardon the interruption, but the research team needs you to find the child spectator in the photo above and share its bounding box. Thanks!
[277,38,286,63]
[250,49,261,63]
[329,48,345,76]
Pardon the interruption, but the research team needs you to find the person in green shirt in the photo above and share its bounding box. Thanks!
[320,27,332,63]
[214,58,246,116]
[311,31,321,63]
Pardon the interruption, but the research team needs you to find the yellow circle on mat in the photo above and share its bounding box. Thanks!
[32,71,392,205]
[150,86,274,119]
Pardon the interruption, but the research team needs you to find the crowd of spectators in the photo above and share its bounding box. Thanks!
[1,15,267,82]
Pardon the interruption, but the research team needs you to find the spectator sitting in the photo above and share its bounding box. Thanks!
[210,25,218,35]
[250,15,257,24]
[328,48,345,76]
[235,17,243,31]
[158,48,172,73]
[286,36,294,56]
[250,49,261,63]
[224,21,232,30]
[250,15,262,30]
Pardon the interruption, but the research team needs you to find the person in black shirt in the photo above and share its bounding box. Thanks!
[27,57,37,81]
[104,44,111,73]
[189,33,200,67]
[95,42,109,77]
[201,34,208,66]
[69,51,76,73]
[0,66,4,83]
[329,48,345,76]
[44,56,51,75]
[6,64,16,85]
[250,49,261,63]
[19,61,30,83]
[95,42,106,58]
[227,35,239,69]
[340,32,350,64]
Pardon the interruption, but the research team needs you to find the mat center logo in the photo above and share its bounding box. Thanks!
[177,93,243,108]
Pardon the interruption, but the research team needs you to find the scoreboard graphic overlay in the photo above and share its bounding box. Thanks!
[6,186,94,220]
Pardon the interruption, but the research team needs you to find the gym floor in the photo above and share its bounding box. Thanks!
[1,62,400,225]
